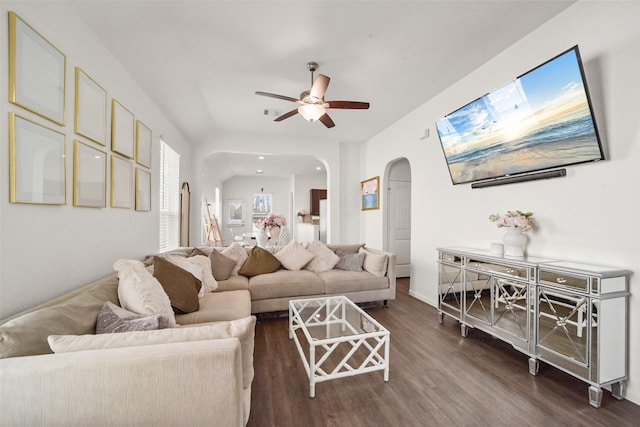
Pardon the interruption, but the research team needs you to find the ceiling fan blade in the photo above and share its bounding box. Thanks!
[274,109,299,122]
[255,91,300,103]
[319,113,335,128]
[310,74,330,101]
[325,100,370,109]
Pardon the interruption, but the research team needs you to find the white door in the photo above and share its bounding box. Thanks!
[388,179,411,277]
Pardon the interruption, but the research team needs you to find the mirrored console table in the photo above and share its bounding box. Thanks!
[437,247,630,408]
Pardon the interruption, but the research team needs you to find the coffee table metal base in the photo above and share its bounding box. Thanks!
[289,296,390,397]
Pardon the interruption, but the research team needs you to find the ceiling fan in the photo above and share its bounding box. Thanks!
[255,62,369,128]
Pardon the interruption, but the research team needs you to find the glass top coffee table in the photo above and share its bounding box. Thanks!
[288,296,390,397]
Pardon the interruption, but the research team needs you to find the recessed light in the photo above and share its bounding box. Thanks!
[316,166,322,170]
[258,156,264,160]
[256,169,263,174]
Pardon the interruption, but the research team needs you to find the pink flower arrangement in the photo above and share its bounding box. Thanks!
[257,213,287,230]
[489,210,535,232]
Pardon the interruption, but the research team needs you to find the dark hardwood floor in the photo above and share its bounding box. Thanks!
[248,279,640,427]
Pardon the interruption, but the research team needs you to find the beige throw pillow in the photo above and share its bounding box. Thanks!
[48,316,257,389]
[360,248,388,277]
[222,242,249,275]
[192,248,236,281]
[114,259,177,327]
[304,241,340,273]
[275,241,315,271]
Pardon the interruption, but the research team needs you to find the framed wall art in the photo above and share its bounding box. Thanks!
[9,113,67,205]
[135,168,151,212]
[74,67,107,145]
[361,176,380,211]
[252,193,272,215]
[227,199,245,226]
[136,120,152,168]
[73,140,107,208]
[110,155,132,208]
[8,12,66,126]
[111,99,135,158]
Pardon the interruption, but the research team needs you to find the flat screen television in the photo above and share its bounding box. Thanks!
[435,45,604,185]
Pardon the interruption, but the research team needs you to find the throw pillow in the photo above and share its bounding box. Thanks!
[192,247,236,281]
[327,243,364,254]
[96,301,171,334]
[275,241,315,271]
[114,259,176,327]
[221,242,249,275]
[238,246,282,277]
[335,252,366,272]
[48,315,257,389]
[169,254,217,294]
[304,241,340,273]
[360,248,389,277]
[153,257,201,314]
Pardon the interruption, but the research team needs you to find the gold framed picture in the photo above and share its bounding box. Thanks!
[361,176,380,210]
[135,120,152,168]
[8,12,66,126]
[75,67,107,145]
[73,140,107,208]
[135,168,151,212]
[9,113,67,205]
[111,99,135,158]
[110,155,132,208]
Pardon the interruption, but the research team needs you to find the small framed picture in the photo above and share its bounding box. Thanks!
[9,113,66,205]
[136,120,152,168]
[111,99,135,158]
[135,168,151,212]
[361,176,380,210]
[110,155,132,209]
[252,194,272,215]
[73,140,107,207]
[227,199,245,226]
[74,67,107,145]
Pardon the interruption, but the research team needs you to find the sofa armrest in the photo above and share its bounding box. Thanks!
[363,246,397,300]
[0,339,245,427]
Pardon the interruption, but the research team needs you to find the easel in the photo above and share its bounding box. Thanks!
[204,199,224,247]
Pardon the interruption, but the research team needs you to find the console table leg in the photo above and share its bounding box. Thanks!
[528,357,539,376]
[589,385,603,408]
[438,311,444,324]
[611,381,626,400]
[460,323,468,337]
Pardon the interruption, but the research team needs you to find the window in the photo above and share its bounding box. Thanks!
[159,141,180,252]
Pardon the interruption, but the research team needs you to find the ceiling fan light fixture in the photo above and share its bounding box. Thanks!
[298,103,325,122]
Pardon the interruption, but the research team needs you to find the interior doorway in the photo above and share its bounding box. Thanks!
[384,158,411,278]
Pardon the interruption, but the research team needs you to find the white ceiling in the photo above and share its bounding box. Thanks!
[69,0,574,177]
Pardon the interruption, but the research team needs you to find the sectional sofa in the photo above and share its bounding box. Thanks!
[0,242,396,426]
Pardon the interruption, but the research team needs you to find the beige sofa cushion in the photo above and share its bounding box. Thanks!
[216,275,250,292]
[249,270,324,300]
[361,248,389,277]
[319,269,389,294]
[0,274,119,358]
[328,243,364,254]
[48,315,256,389]
[175,290,251,324]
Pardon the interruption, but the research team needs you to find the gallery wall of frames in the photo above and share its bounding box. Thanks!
[7,11,152,211]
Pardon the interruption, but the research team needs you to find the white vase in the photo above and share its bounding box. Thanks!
[503,227,526,257]
[256,230,268,248]
[269,226,281,243]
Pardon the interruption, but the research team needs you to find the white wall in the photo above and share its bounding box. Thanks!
[220,175,291,243]
[191,129,342,245]
[0,2,192,318]
[360,2,640,404]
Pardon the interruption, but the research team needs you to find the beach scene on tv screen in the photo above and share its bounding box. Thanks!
[436,48,602,185]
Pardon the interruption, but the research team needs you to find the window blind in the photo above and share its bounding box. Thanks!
[159,141,180,252]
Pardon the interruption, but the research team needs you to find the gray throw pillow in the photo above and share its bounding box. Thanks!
[335,252,365,272]
[96,301,171,334]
